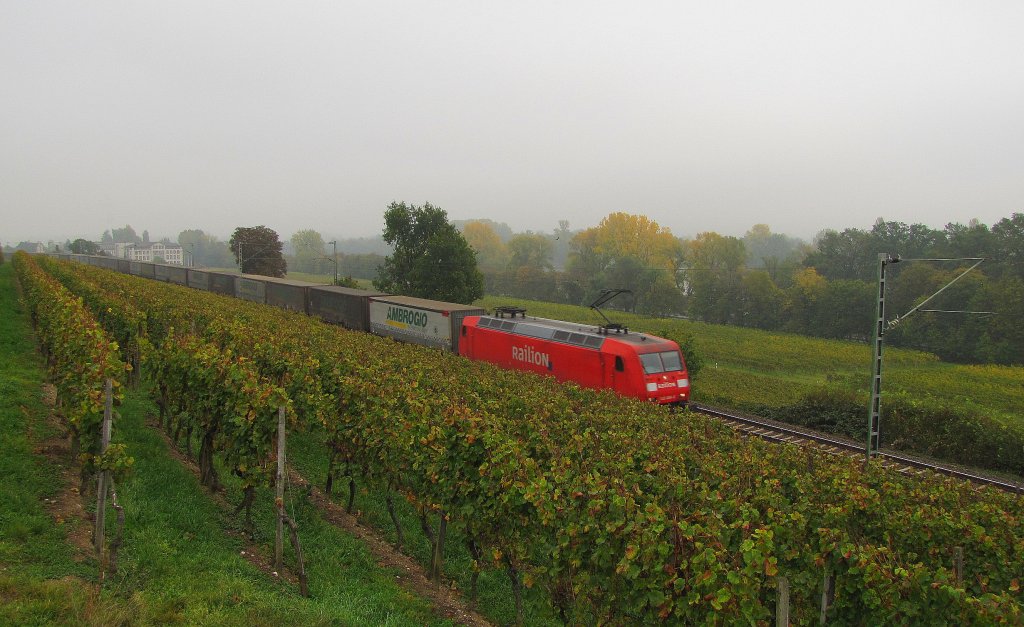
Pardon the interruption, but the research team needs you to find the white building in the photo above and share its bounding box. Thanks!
[16,242,46,253]
[127,242,184,265]
[101,242,145,259]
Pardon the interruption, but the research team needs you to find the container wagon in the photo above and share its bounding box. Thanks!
[260,276,320,313]
[308,285,388,330]
[184,269,208,291]
[130,261,156,279]
[368,295,484,353]
[236,275,268,304]
[208,272,237,296]
[166,265,188,285]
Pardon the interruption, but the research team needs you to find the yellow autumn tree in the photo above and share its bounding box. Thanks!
[462,220,508,273]
[567,212,684,313]
[590,212,681,269]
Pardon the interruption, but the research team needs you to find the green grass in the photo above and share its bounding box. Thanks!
[0,263,99,605]
[0,263,456,626]
[476,296,1024,428]
[283,271,373,289]
[109,391,451,626]
[287,427,562,627]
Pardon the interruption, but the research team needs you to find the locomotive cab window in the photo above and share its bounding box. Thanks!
[640,353,664,374]
[614,356,624,372]
[661,351,683,372]
[641,351,685,375]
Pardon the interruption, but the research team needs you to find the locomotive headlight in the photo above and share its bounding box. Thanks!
[646,382,658,393]
[677,378,689,388]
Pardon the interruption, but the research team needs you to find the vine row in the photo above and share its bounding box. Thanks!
[41,256,1023,623]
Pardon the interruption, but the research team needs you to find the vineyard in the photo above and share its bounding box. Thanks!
[10,252,1024,624]
[479,297,1024,476]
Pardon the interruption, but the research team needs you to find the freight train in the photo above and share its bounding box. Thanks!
[54,254,690,405]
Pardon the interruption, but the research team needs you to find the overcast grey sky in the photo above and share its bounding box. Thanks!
[3,1,1023,246]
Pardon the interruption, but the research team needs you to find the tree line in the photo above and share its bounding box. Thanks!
[466,212,1024,366]
[37,207,1024,365]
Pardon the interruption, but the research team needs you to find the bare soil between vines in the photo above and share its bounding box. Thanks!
[35,383,95,560]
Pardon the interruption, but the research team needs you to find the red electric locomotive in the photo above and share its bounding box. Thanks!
[460,307,690,406]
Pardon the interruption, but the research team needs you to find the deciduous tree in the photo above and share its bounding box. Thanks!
[507,233,554,272]
[290,229,328,274]
[178,229,233,268]
[567,213,684,311]
[742,224,807,284]
[229,226,287,277]
[110,225,142,244]
[992,212,1024,278]
[804,228,875,281]
[462,221,508,273]
[374,202,483,303]
[684,232,747,324]
[69,238,101,254]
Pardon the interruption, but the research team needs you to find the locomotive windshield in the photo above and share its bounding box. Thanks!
[640,351,684,374]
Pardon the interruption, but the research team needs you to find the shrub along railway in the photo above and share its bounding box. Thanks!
[26,254,1024,623]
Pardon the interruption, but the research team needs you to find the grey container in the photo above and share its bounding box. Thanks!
[236,275,267,304]
[130,262,156,278]
[262,276,320,313]
[154,264,171,282]
[187,269,211,291]
[116,259,131,273]
[209,272,237,296]
[308,285,389,331]
[368,295,484,353]
[166,265,188,285]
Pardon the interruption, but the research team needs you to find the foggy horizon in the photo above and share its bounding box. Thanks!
[3,2,1023,247]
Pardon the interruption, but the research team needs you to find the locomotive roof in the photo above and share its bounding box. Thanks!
[476,314,672,350]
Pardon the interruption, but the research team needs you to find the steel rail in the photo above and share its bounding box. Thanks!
[689,403,1023,496]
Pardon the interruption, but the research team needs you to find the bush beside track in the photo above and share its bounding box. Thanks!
[33,255,1024,624]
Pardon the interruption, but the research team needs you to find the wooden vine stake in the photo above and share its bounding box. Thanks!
[109,480,126,575]
[272,404,308,596]
[820,566,835,625]
[954,546,964,587]
[275,405,286,571]
[776,576,790,627]
[94,378,113,568]
[283,513,309,597]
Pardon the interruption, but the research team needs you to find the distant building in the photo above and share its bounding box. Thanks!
[126,242,184,265]
[16,242,46,253]
[100,242,140,258]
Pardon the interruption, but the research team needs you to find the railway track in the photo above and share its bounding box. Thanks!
[690,403,1024,496]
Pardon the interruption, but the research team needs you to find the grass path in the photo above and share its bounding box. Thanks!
[0,260,104,622]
